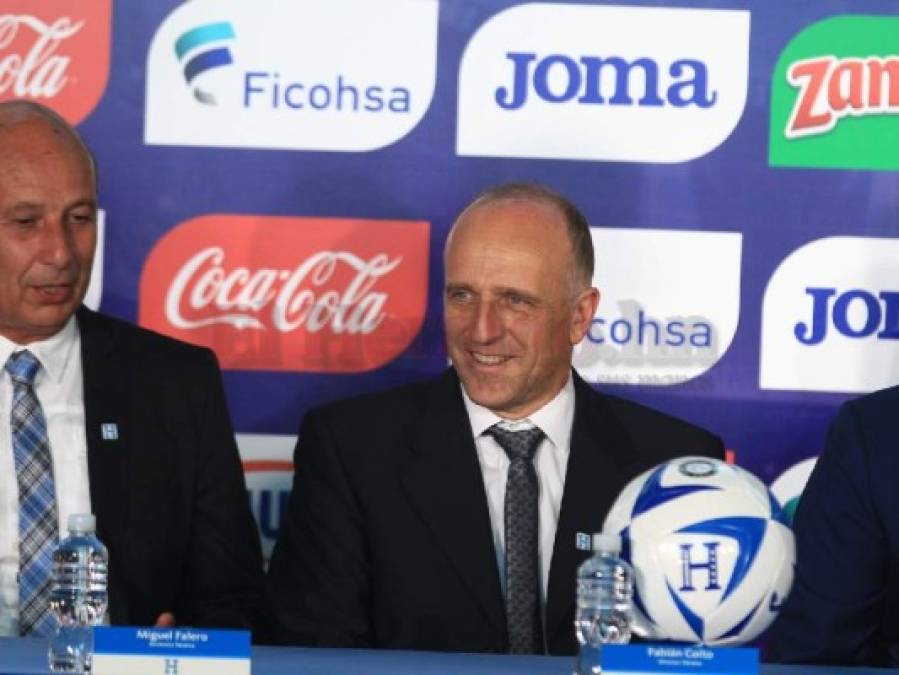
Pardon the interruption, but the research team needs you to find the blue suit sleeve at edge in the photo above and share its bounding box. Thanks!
[765,399,887,666]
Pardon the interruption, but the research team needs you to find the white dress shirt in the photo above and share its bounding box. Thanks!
[0,318,90,636]
[461,375,575,605]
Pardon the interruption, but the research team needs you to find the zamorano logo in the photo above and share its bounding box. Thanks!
[173,21,236,105]
[770,15,899,171]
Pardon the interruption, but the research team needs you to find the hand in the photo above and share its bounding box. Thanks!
[154,612,176,627]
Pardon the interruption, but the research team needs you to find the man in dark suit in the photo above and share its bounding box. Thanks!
[768,386,899,667]
[268,182,723,654]
[0,100,263,635]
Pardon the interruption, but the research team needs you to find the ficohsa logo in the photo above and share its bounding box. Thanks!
[145,0,438,151]
[138,214,429,373]
[760,237,899,393]
[0,1,112,123]
[573,228,741,386]
[769,15,899,171]
[457,3,750,163]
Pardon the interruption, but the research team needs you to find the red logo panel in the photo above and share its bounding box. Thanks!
[139,214,430,373]
[0,1,112,123]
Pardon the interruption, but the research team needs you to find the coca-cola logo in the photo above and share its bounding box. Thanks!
[0,2,111,123]
[139,214,430,372]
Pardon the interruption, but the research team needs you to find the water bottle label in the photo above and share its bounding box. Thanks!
[601,644,758,675]
[92,626,250,675]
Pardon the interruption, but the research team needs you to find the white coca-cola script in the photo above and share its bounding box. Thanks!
[165,247,403,333]
[0,14,83,98]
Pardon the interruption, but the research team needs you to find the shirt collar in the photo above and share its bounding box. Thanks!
[0,316,79,385]
[461,372,576,453]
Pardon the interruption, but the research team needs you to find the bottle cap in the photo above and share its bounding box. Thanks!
[592,532,621,554]
[67,513,96,534]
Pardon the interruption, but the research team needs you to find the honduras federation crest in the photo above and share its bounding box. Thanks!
[604,457,795,646]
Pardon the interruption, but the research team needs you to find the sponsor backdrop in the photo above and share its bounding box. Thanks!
[3,0,898,559]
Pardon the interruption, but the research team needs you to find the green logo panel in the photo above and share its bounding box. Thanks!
[769,15,899,171]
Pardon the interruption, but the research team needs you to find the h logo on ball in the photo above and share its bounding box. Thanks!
[679,542,721,592]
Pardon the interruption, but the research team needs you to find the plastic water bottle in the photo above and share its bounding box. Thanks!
[48,514,109,673]
[574,532,634,675]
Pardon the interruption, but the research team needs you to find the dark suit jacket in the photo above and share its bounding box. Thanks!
[76,307,264,632]
[267,368,723,654]
[767,385,899,667]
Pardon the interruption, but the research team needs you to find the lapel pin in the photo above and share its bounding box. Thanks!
[576,532,592,551]
[100,423,119,441]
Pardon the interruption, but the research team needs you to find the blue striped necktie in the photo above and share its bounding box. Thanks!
[6,350,58,637]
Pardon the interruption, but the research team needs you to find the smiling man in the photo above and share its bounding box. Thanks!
[268,182,723,654]
[0,100,264,638]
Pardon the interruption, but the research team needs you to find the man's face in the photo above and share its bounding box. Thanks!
[0,118,97,344]
[444,199,598,419]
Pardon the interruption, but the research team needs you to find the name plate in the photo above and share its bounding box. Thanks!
[92,626,250,675]
[602,644,758,675]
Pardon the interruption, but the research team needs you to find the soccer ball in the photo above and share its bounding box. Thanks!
[603,456,795,646]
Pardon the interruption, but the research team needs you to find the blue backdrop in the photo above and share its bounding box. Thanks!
[6,0,899,546]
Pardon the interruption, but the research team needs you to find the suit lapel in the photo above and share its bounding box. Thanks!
[77,307,132,621]
[545,374,642,652]
[399,369,506,639]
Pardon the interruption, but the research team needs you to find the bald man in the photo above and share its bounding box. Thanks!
[268,182,723,654]
[0,101,264,637]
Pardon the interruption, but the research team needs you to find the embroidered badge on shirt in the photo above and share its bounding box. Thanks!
[576,532,592,551]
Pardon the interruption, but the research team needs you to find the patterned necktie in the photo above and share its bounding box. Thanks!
[6,350,58,637]
[486,424,545,654]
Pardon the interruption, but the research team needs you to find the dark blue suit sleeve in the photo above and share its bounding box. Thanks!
[767,399,887,665]
[178,349,267,632]
[266,408,374,647]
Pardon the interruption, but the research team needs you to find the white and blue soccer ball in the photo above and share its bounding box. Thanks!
[603,456,795,646]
